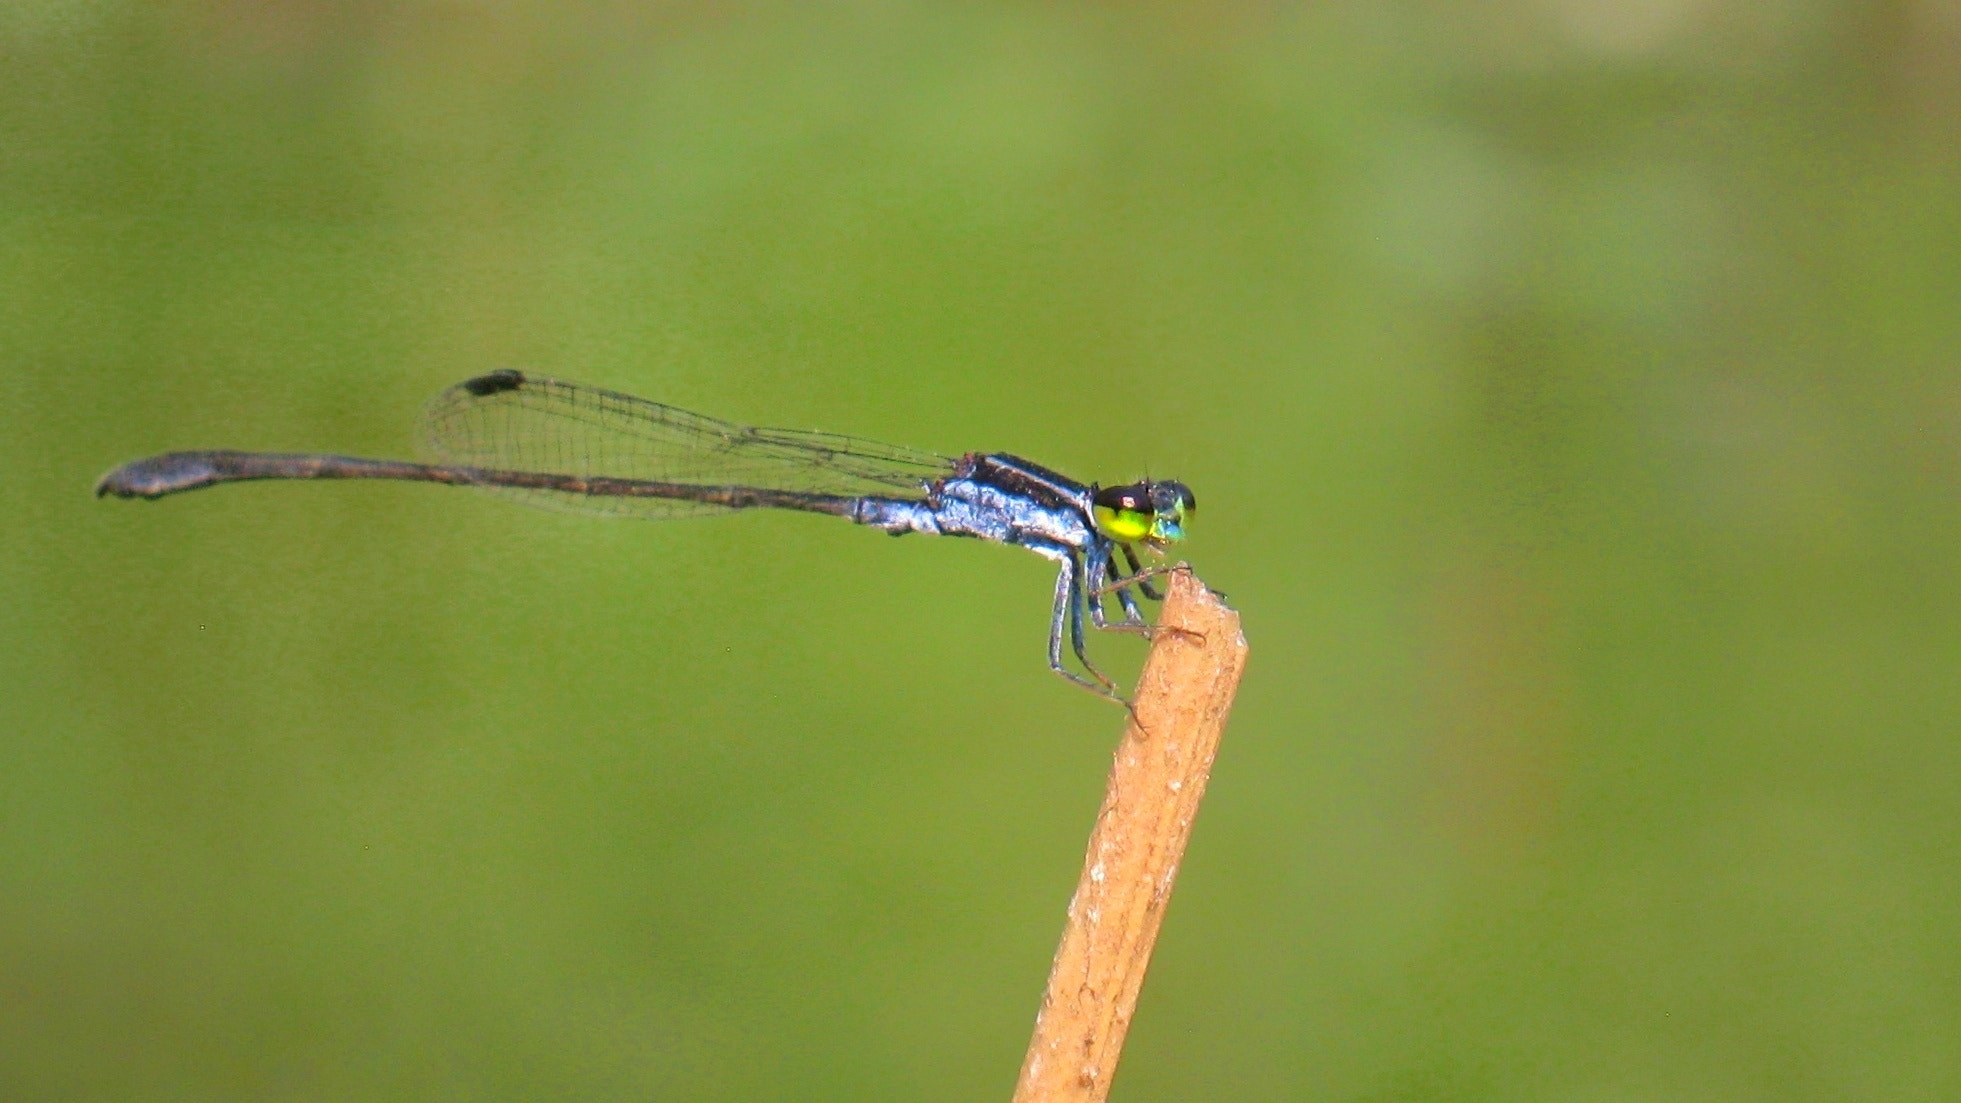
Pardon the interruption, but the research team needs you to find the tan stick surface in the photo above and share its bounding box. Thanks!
[1012,567,1248,1103]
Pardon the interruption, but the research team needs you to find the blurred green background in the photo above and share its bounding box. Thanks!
[5,1,1959,1099]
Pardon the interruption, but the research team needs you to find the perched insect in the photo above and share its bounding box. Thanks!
[98,370,1196,701]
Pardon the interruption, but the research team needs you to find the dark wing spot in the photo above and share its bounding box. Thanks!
[462,370,526,396]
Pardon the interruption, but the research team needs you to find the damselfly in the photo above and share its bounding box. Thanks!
[96,370,1197,701]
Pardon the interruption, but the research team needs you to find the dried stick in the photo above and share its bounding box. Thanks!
[1012,566,1248,1102]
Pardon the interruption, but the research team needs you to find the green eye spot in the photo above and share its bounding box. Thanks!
[1094,502,1153,541]
[1094,481,1196,543]
[1091,484,1155,541]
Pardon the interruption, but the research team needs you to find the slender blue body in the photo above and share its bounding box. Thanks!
[95,371,1188,700]
[852,454,1093,547]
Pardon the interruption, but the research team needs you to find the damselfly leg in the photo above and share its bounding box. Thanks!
[1031,542,1125,700]
[1121,544,1166,601]
[1089,539,1184,634]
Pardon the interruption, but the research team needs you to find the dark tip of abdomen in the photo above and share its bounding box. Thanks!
[462,369,526,396]
[94,452,221,499]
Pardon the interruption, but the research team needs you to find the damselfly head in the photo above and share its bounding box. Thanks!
[1092,479,1196,548]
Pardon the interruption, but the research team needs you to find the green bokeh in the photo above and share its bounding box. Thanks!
[6,3,1959,1099]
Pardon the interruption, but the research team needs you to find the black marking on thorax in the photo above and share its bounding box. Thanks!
[962,453,1091,514]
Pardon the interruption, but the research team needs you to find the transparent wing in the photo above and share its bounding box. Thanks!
[416,371,954,520]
